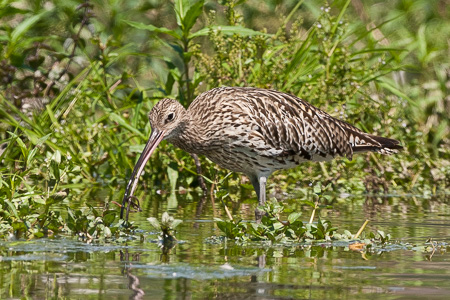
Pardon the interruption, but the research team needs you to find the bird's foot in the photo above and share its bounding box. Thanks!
[122,196,142,221]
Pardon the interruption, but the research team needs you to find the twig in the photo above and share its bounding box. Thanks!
[427,238,437,260]
[219,197,234,221]
[354,219,369,239]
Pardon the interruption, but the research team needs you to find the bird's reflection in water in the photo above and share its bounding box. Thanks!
[120,237,178,299]
[120,250,145,300]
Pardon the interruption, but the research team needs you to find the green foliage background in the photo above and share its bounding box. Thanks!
[0,0,448,238]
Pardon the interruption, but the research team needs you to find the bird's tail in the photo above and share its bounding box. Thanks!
[319,113,403,159]
[352,133,403,155]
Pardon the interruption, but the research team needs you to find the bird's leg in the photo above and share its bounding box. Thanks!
[190,153,208,196]
[258,176,267,206]
[250,175,267,223]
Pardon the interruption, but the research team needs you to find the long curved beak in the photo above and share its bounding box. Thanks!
[120,128,165,219]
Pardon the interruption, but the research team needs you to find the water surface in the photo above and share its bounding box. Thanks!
[1,193,449,299]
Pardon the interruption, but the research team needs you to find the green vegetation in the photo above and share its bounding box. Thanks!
[147,212,182,242]
[0,0,448,240]
[216,197,390,244]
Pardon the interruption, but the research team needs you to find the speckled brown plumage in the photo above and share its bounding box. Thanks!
[121,87,402,220]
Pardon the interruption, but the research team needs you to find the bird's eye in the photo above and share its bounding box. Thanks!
[167,112,175,121]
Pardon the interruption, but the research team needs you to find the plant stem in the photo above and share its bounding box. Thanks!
[183,39,191,104]
[354,219,369,239]
[309,200,319,224]
[220,198,234,221]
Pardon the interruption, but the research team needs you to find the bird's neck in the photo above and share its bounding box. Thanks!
[166,114,206,155]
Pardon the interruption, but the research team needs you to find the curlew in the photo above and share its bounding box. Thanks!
[120,87,402,220]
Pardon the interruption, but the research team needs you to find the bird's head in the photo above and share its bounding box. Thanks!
[148,98,188,141]
[120,98,187,219]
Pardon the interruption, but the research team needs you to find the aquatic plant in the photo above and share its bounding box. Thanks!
[147,212,182,242]
[215,198,390,245]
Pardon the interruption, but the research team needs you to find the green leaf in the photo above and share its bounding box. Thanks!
[45,103,59,127]
[377,78,416,107]
[288,212,301,224]
[313,183,322,194]
[216,220,227,234]
[302,200,316,208]
[123,20,181,40]
[36,133,52,146]
[215,190,229,200]
[103,226,112,238]
[174,0,191,26]
[12,221,27,232]
[103,211,116,226]
[87,204,99,218]
[109,113,147,139]
[5,199,20,219]
[0,6,28,19]
[161,212,171,224]
[171,219,182,229]
[167,163,179,191]
[50,160,60,180]
[14,135,28,159]
[190,25,271,39]
[331,0,351,35]
[285,27,316,74]
[147,217,161,230]
[272,222,284,231]
[51,150,61,164]
[182,0,204,34]
[10,10,51,43]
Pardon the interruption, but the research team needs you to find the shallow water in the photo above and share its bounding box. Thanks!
[1,193,449,299]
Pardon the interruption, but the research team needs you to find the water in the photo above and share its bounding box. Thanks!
[1,193,449,299]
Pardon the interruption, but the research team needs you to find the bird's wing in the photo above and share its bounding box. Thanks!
[189,87,400,161]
